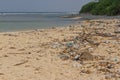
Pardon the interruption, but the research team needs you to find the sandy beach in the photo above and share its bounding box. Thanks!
[0,19,120,80]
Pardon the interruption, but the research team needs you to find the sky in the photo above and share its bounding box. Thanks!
[0,0,94,12]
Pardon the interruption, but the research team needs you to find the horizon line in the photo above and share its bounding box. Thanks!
[0,11,78,13]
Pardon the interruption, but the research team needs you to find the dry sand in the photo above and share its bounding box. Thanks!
[0,19,120,80]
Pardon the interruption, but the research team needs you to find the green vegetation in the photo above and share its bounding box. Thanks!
[80,0,120,16]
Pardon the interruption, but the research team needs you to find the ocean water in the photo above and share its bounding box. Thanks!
[0,12,75,32]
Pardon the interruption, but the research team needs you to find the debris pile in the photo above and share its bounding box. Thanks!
[58,27,104,61]
[51,19,120,79]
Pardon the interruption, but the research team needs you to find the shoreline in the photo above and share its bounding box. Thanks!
[1,13,120,33]
[62,13,120,20]
[0,19,120,80]
[0,20,79,33]
[0,24,70,33]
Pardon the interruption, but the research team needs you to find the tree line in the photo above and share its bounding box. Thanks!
[80,0,120,16]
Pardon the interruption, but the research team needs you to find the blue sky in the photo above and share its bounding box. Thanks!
[0,0,93,12]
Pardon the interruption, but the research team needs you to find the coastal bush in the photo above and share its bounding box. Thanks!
[80,2,97,13]
[80,0,120,16]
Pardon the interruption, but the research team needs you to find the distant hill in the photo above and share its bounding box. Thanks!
[80,0,120,16]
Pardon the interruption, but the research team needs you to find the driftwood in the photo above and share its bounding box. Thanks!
[14,60,28,66]
[0,73,4,75]
[95,32,115,37]
[7,52,31,54]
[3,34,18,37]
